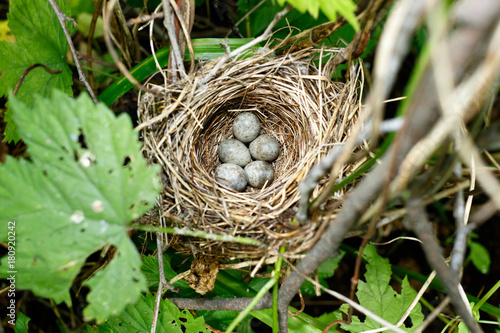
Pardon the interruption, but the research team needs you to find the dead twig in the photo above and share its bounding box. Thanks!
[404,198,482,332]
[48,0,98,103]
[169,294,272,311]
[277,0,500,330]
[151,233,177,333]
[162,0,185,80]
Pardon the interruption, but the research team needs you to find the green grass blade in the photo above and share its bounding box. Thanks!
[98,38,256,106]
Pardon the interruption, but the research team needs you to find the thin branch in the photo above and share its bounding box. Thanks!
[14,63,62,96]
[415,297,451,332]
[76,51,118,69]
[162,0,185,78]
[404,198,482,332]
[127,12,165,26]
[151,233,177,333]
[296,116,404,224]
[278,0,500,328]
[169,294,273,311]
[47,0,98,103]
[167,0,195,74]
[230,5,291,59]
[197,39,231,86]
[469,200,497,227]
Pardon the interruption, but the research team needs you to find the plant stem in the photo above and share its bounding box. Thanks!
[47,0,98,103]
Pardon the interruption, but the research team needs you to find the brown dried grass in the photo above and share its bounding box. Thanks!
[137,47,362,259]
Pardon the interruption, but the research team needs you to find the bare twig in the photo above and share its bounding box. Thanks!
[14,64,62,96]
[296,115,404,224]
[127,12,165,26]
[162,0,185,79]
[469,199,497,227]
[404,198,482,332]
[169,294,273,311]
[278,0,500,330]
[230,5,291,59]
[415,297,451,332]
[76,51,118,69]
[151,233,177,333]
[365,0,427,143]
[167,0,195,74]
[47,0,98,103]
[197,39,231,86]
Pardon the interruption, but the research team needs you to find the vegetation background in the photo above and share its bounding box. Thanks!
[0,0,499,332]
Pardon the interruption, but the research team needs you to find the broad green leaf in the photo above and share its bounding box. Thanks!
[98,293,210,333]
[0,91,161,322]
[276,0,359,31]
[341,244,423,332]
[468,240,490,274]
[14,312,30,333]
[318,252,344,279]
[0,0,74,142]
[198,310,243,332]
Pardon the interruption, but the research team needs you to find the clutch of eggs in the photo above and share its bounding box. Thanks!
[216,112,280,191]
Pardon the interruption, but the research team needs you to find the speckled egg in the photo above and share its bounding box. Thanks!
[249,135,280,161]
[245,161,274,188]
[218,139,252,167]
[233,112,261,143]
[215,163,248,191]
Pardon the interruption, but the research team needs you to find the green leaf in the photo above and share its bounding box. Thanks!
[14,312,30,333]
[98,293,210,333]
[276,0,359,31]
[468,239,491,274]
[341,244,424,332]
[0,91,161,322]
[318,252,344,279]
[199,310,243,332]
[0,0,74,142]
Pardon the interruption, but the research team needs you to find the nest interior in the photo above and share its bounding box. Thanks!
[138,48,361,259]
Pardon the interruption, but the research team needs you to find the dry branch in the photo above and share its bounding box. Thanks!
[277,0,500,331]
[48,0,98,103]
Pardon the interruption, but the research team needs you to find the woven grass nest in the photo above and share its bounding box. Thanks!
[138,47,362,260]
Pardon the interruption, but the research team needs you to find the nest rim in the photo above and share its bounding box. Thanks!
[138,47,363,259]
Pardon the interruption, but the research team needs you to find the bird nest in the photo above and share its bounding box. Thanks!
[138,47,362,260]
